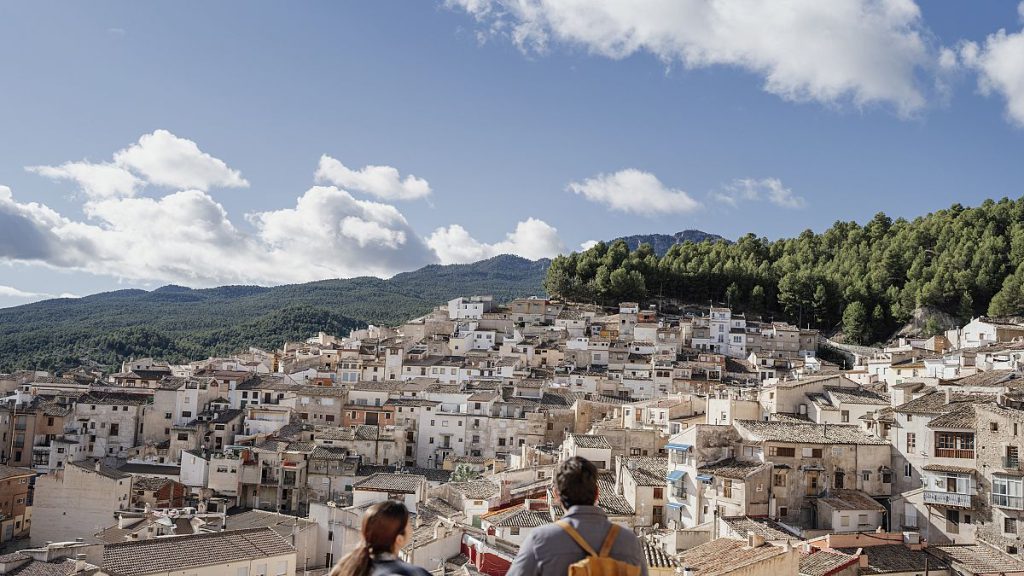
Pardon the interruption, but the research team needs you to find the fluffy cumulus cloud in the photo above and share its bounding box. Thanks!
[447,0,931,114]
[113,130,249,191]
[567,169,699,216]
[958,6,1024,127]
[711,178,806,209]
[315,155,431,201]
[2,132,564,286]
[427,218,565,264]
[27,130,248,196]
[25,162,142,199]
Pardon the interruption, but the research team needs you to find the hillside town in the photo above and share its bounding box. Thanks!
[3,296,1024,576]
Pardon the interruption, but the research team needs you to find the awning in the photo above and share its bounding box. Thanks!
[666,470,686,481]
[666,443,692,451]
[696,474,713,482]
[667,502,684,509]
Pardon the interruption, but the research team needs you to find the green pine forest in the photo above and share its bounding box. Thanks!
[545,197,1024,345]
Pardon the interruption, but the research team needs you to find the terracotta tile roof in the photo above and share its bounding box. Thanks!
[721,516,798,541]
[835,545,943,574]
[922,464,976,474]
[597,479,634,516]
[927,403,978,429]
[567,434,612,449]
[677,538,787,576]
[642,540,679,568]
[353,473,425,494]
[0,464,34,481]
[101,527,294,576]
[735,420,888,445]
[447,479,501,499]
[620,457,668,487]
[698,458,767,480]
[823,386,890,406]
[817,489,886,512]
[894,391,994,414]
[482,506,549,528]
[799,549,858,576]
[929,544,1024,574]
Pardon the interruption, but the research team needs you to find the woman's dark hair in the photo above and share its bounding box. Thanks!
[556,456,599,508]
[330,500,410,576]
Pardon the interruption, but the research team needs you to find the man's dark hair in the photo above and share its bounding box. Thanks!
[556,456,599,508]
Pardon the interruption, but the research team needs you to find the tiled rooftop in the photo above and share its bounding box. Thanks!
[677,538,788,576]
[102,527,294,576]
[734,420,889,445]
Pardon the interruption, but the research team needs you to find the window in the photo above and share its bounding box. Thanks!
[510,527,520,536]
[1006,518,1018,534]
[906,414,912,422]
[164,412,172,419]
[802,447,823,458]
[992,422,1000,431]
[1009,546,1019,555]
[177,433,189,441]
[993,475,1024,508]
[840,515,850,527]
[722,479,733,498]
[907,433,916,451]
[882,472,892,484]
[181,411,192,418]
[109,423,119,436]
[769,446,796,457]
[862,471,871,482]
[935,432,976,458]
[841,410,850,423]
[778,506,788,517]
[773,472,787,487]
[654,487,664,499]
[858,513,869,525]
[904,463,913,478]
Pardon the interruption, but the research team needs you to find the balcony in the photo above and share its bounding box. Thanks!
[992,494,1024,510]
[934,449,975,459]
[1004,457,1022,471]
[924,491,974,508]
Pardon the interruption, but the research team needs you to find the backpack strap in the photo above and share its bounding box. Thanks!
[598,524,620,557]
[557,520,599,557]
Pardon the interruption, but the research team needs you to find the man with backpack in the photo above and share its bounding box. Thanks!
[506,456,649,576]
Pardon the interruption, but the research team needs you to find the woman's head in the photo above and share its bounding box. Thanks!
[329,500,412,576]
[361,500,412,554]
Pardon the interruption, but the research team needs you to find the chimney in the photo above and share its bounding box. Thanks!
[945,389,952,404]
[747,534,765,548]
[94,460,101,472]
[117,514,125,529]
[75,554,86,573]
[683,567,694,576]
[858,552,869,568]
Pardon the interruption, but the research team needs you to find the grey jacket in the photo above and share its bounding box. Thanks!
[505,506,649,576]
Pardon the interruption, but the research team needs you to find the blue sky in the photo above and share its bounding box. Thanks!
[1,1,1023,307]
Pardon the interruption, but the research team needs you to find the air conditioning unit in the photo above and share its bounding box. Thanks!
[903,531,920,545]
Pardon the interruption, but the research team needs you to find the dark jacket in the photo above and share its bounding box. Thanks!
[369,553,432,576]
[506,506,649,576]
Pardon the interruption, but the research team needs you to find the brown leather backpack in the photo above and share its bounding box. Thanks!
[556,521,642,576]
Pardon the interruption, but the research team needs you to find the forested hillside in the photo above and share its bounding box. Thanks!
[545,198,1024,344]
[613,230,729,256]
[0,255,549,372]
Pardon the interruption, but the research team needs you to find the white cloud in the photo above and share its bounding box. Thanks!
[959,10,1024,127]
[315,155,431,201]
[448,0,931,114]
[6,133,564,286]
[568,169,699,216]
[0,285,49,299]
[113,130,248,191]
[26,161,142,199]
[711,177,806,209]
[580,239,599,250]
[28,129,248,197]
[427,218,565,264]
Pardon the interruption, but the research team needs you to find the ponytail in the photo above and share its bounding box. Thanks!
[329,543,373,576]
